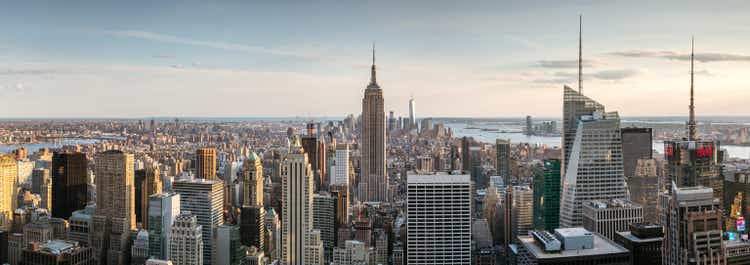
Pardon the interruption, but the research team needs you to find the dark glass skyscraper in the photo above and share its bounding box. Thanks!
[533,159,561,231]
[51,152,88,219]
[621,127,653,177]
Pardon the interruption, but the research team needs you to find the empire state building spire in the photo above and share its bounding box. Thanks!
[368,43,380,89]
[688,37,697,140]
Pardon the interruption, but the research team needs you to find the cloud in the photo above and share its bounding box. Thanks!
[106,30,330,61]
[0,69,60,75]
[535,59,597,68]
[590,69,640,80]
[531,69,640,84]
[610,50,750,62]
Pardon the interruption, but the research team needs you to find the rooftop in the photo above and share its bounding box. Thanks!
[407,173,470,184]
[520,230,629,259]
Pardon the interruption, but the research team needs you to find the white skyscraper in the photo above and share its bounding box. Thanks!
[148,192,181,260]
[407,174,471,264]
[169,213,203,265]
[331,144,350,186]
[559,89,628,228]
[408,96,416,129]
[172,178,224,265]
[282,139,315,265]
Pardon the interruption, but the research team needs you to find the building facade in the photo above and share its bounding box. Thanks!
[407,174,471,264]
[172,179,224,265]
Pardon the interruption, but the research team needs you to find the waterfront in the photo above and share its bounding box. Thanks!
[445,122,750,159]
[0,138,102,154]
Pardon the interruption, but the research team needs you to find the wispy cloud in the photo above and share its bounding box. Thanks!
[99,30,362,65]
[610,50,750,62]
[535,59,597,68]
[531,69,640,84]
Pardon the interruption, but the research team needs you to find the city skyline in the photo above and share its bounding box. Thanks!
[2,1,750,118]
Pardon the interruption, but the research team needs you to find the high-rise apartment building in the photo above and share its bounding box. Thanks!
[559,87,628,227]
[359,48,387,203]
[172,178,223,265]
[51,152,88,220]
[195,148,216,180]
[495,139,511,184]
[91,150,135,265]
[147,192,180,260]
[169,213,203,265]
[407,174,471,264]
[582,199,644,241]
[282,140,315,265]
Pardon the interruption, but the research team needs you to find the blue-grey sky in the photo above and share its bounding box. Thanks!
[2,0,750,118]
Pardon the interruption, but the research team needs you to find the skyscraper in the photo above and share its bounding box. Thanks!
[282,140,315,265]
[512,185,533,243]
[331,144,349,187]
[664,39,722,200]
[662,185,723,265]
[169,213,203,265]
[172,178,224,265]
[195,148,216,180]
[407,174,471,264]
[148,192,180,260]
[559,87,628,228]
[359,46,387,203]
[533,159,561,231]
[0,154,16,231]
[620,127,653,178]
[561,16,602,176]
[91,150,136,265]
[408,96,416,130]
[51,152,88,219]
[313,193,336,263]
[32,168,52,212]
[301,123,327,191]
[240,153,265,250]
[495,139,511,184]
[141,161,163,228]
[582,199,644,241]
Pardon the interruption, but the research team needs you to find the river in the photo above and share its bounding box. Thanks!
[445,122,750,159]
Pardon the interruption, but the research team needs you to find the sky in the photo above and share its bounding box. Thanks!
[1,0,750,118]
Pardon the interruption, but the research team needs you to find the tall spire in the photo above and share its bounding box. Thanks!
[368,42,379,88]
[688,36,697,140]
[578,14,583,94]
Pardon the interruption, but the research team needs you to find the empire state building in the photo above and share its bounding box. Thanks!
[359,47,387,203]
